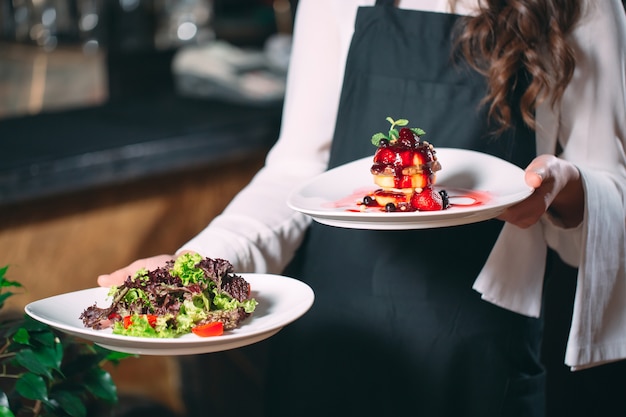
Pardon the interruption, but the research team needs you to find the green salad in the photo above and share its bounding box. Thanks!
[80,253,257,338]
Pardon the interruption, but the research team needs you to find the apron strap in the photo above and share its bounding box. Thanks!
[375,0,395,6]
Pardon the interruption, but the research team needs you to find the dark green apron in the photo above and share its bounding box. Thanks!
[266,2,545,416]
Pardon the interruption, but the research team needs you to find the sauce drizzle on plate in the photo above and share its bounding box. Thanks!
[328,187,491,213]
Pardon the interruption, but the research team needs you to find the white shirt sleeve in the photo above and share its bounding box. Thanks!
[178,0,345,273]
[553,0,626,370]
[541,0,626,270]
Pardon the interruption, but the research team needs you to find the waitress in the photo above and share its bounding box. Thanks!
[268,0,542,415]
[98,1,626,416]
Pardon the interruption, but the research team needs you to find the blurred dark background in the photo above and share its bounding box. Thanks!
[0,0,298,109]
[0,0,298,205]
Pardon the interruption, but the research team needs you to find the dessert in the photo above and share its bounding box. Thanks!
[361,117,449,212]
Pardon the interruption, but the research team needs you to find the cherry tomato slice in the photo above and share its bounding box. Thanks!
[146,314,157,327]
[123,314,158,329]
[192,321,224,337]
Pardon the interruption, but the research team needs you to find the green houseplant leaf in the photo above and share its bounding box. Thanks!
[0,407,15,417]
[0,265,22,310]
[83,368,118,404]
[50,390,86,417]
[15,372,48,401]
[0,392,14,417]
[12,327,30,345]
[1,264,133,416]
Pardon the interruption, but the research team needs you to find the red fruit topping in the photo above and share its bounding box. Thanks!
[398,127,417,147]
[410,188,444,211]
[396,149,414,166]
[373,147,417,168]
[373,147,397,165]
[395,174,417,189]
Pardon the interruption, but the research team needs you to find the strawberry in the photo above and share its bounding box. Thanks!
[374,147,414,167]
[410,188,444,211]
[373,147,397,164]
[395,149,414,166]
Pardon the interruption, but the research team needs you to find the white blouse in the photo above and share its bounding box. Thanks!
[179,0,626,370]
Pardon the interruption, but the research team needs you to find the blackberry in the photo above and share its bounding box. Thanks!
[398,127,417,148]
[438,189,449,208]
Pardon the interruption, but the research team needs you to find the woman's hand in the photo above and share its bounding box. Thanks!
[97,254,175,287]
[498,154,584,229]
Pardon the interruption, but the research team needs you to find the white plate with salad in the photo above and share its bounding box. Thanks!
[25,272,314,356]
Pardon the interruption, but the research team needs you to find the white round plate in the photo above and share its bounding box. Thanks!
[24,274,314,355]
[287,148,533,230]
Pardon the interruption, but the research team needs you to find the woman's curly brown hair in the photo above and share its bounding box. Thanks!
[454,0,583,132]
